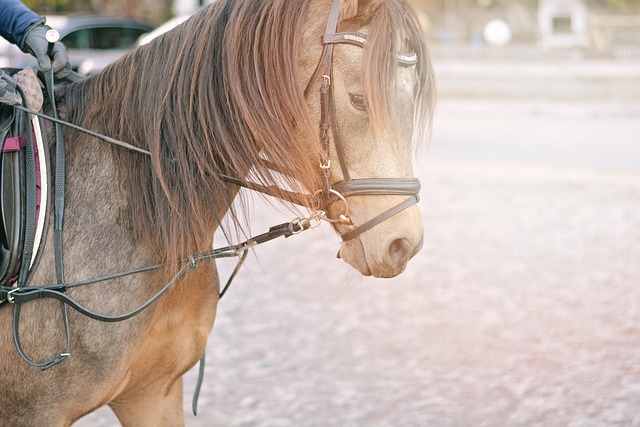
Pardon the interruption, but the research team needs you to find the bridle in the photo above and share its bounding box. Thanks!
[0,0,424,413]
[294,0,422,241]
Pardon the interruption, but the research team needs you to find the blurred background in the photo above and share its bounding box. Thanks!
[6,0,640,77]
[5,0,638,426]
[16,0,640,55]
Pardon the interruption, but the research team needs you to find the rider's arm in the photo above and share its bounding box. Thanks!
[0,0,70,76]
[0,0,43,46]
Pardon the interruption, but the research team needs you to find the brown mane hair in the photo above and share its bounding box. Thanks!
[59,0,435,269]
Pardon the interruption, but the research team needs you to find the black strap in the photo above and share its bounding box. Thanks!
[44,68,66,285]
[6,263,190,322]
[15,106,151,156]
[17,88,36,285]
[192,354,206,416]
[13,298,70,370]
[46,67,72,368]
[218,174,311,206]
[340,194,419,242]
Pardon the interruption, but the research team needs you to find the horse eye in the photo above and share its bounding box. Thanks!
[349,93,367,111]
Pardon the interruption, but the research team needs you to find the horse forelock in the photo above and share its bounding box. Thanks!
[359,0,435,143]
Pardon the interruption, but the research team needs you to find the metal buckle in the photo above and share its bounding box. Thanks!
[290,211,324,235]
[6,288,19,304]
[321,75,331,93]
[290,218,306,235]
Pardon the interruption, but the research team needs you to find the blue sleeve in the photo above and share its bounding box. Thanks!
[0,0,43,46]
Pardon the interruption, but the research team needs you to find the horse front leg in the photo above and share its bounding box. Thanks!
[107,264,219,426]
[109,376,185,427]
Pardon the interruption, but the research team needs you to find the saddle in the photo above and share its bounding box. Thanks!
[0,68,49,288]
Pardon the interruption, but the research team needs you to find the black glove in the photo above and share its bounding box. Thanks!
[21,22,71,78]
[0,70,22,106]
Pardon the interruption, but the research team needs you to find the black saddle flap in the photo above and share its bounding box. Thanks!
[0,106,26,286]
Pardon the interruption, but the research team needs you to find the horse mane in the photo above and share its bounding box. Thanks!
[59,0,435,269]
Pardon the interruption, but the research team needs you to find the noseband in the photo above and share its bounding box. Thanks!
[305,0,421,242]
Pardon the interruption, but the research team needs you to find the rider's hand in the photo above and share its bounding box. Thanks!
[20,22,71,78]
[0,70,22,106]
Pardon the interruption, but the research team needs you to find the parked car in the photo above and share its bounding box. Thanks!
[0,15,154,75]
[136,15,191,46]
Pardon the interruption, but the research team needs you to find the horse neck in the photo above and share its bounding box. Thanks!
[58,72,228,270]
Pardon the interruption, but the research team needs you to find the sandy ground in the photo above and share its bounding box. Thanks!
[76,67,640,426]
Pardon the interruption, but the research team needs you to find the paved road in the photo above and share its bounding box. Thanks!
[78,81,640,425]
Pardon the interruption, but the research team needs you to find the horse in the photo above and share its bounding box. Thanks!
[0,0,434,425]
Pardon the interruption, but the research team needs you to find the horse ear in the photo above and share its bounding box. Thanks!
[340,0,384,22]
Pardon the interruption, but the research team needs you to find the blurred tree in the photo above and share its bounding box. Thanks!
[88,0,172,24]
[23,0,70,14]
[593,0,640,11]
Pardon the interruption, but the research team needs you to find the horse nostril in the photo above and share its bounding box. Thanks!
[388,238,413,266]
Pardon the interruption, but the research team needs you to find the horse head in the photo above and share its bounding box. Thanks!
[300,0,435,277]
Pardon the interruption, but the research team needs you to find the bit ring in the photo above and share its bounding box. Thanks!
[312,189,352,224]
